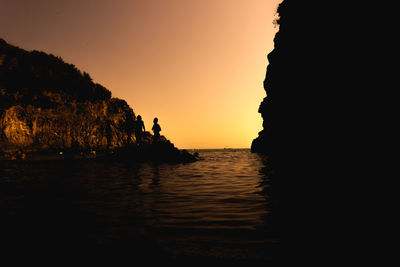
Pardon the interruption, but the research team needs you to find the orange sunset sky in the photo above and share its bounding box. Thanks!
[0,0,281,149]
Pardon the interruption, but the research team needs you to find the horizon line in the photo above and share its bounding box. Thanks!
[181,147,251,150]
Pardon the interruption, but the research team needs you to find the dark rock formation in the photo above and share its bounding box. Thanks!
[249,1,380,263]
[0,38,196,162]
[251,1,334,161]
[251,1,292,156]
[251,0,361,161]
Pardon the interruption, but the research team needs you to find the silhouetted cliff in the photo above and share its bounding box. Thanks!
[0,38,195,162]
[249,1,375,262]
[251,1,295,156]
[251,1,334,162]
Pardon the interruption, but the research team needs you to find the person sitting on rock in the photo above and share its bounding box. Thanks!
[152,117,161,142]
[135,115,145,143]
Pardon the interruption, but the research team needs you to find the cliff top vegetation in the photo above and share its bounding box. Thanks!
[0,38,112,110]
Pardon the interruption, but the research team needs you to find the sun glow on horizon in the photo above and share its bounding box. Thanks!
[0,0,282,149]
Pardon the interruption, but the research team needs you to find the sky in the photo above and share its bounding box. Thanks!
[0,0,281,149]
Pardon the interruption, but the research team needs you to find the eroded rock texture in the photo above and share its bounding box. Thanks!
[0,38,138,154]
[0,98,135,153]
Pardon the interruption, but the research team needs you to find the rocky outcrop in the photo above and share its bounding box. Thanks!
[251,1,314,158]
[251,1,344,159]
[0,38,196,162]
[0,97,135,153]
[251,3,282,155]
[248,0,383,259]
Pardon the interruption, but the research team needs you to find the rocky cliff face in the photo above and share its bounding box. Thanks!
[251,2,283,155]
[0,97,135,153]
[249,0,382,259]
[0,38,191,161]
[251,1,315,158]
[0,38,137,154]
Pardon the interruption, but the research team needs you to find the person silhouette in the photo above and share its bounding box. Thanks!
[152,117,161,141]
[135,115,145,144]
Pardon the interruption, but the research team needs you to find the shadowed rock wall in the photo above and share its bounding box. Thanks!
[249,1,371,262]
[251,1,332,162]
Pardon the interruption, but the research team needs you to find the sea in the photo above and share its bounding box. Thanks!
[0,149,279,263]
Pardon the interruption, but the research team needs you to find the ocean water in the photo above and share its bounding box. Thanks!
[0,149,279,263]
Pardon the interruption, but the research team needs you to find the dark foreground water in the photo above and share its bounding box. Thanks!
[0,149,279,263]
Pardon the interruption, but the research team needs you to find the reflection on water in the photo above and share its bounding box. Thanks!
[0,149,279,262]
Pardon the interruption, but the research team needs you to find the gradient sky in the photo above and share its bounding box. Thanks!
[0,0,281,149]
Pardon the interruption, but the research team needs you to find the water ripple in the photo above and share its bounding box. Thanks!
[0,149,278,261]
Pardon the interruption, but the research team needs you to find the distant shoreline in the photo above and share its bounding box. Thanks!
[185,148,251,151]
